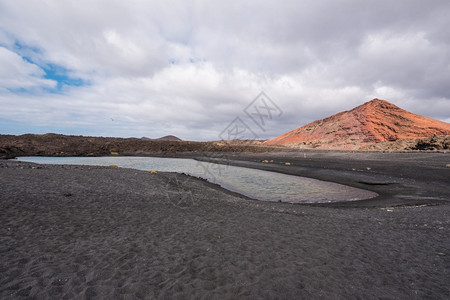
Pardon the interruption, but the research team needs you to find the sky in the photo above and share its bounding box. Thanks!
[0,0,449,141]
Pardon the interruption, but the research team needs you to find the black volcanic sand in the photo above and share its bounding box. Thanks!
[1,156,449,299]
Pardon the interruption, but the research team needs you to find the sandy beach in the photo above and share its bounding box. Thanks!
[0,153,449,299]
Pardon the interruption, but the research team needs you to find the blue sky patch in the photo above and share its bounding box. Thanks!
[42,64,85,90]
[10,41,87,92]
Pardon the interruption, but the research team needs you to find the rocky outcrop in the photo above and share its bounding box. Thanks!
[264,99,450,150]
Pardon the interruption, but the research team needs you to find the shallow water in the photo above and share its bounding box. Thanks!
[16,156,378,203]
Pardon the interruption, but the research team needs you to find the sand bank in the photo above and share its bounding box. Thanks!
[0,158,448,299]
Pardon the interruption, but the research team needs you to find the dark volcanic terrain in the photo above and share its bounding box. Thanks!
[0,133,275,159]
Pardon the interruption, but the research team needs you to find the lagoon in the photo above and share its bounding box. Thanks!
[16,156,377,203]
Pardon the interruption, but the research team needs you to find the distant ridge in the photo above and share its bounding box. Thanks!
[155,135,182,141]
[264,99,450,150]
[140,135,182,141]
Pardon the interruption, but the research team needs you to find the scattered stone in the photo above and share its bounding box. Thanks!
[52,278,69,286]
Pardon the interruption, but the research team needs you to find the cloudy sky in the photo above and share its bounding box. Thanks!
[0,0,449,141]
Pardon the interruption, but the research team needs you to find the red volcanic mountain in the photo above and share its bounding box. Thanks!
[264,99,450,150]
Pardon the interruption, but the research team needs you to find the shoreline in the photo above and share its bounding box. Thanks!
[10,150,450,208]
[13,155,380,205]
[152,151,450,208]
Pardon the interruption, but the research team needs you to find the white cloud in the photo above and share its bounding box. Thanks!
[0,47,56,90]
[0,0,449,140]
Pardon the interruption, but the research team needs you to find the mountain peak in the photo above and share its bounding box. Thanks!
[265,99,450,150]
[358,98,400,110]
[368,98,389,103]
